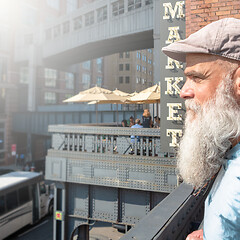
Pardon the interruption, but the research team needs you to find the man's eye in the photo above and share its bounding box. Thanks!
[192,76,203,82]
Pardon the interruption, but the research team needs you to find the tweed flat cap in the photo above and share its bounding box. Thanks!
[162,18,240,62]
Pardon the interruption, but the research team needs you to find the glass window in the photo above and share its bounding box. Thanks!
[145,0,153,5]
[0,132,3,150]
[119,64,123,71]
[62,21,70,34]
[125,76,130,84]
[119,76,123,84]
[112,0,124,16]
[18,186,30,205]
[45,68,57,87]
[66,0,78,14]
[97,6,107,23]
[82,73,91,89]
[82,60,91,70]
[0,90,5,113]
[125,52,130,58]
[0,195,5,216]
[0,56,7,83]
[85,11,94,27]
[142,66,147,73]
[6,191,18,211]
[44,92,56,104]
[128,0,141,12]
[96,58,103,73]
[65,94,73,99]
[125,64,130,71]
[65,72,74,89]
[53,25,61,38]
[47,0,60,10]
[137,64,141,72]
[74,16,82,30]
[97,76,102,86]
[119,53,123,58]
[20,67,29,84]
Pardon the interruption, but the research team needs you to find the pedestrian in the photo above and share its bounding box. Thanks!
[162,18,240,240]
[129,116,134,127]
[130,118,143,143]
[142,109,152,128]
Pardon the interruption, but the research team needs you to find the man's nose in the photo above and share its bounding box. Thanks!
[180,81,195,99]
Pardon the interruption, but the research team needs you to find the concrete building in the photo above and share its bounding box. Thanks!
[0,0,154,165]
[104,49,154,93]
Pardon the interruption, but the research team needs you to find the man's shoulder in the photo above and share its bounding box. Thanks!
[131,124,143,128]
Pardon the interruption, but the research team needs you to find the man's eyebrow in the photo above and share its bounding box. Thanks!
[184,70,206,79]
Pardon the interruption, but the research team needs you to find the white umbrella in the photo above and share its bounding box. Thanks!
[63,86,127,123]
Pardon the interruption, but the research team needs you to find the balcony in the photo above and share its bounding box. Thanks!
[45,124,181,239]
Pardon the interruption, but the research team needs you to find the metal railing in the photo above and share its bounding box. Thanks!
[120,182,212,240]
[50,124,163,157]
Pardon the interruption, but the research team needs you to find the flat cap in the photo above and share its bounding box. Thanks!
[162,18,240,62]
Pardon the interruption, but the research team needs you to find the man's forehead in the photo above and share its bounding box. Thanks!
[186,53,219,66]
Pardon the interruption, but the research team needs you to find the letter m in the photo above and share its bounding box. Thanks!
[163,1,185,20]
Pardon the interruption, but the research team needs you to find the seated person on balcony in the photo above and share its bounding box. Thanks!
[121,119,128,127]
[129,116,134,127]
[142,109,153,128]
[153,116,160,128]
[162,18,240,240]
[131,118,143,143]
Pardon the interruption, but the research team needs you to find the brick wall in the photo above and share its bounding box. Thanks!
[185,0,240,37]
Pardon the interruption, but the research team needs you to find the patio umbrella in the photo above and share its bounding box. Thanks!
[128,84,161,118]
[128,84,160,104]
[63,86,127,123]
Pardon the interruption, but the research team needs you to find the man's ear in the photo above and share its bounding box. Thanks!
[234,67,240,97]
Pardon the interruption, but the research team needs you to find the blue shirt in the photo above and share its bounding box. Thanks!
[131,124,143,143]
[203,143,240,239]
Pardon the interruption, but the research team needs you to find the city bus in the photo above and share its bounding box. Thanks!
[0,171,54,239]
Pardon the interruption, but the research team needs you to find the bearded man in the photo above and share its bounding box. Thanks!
[162,18,240,240]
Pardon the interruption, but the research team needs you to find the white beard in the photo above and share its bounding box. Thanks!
[177,76,240,189]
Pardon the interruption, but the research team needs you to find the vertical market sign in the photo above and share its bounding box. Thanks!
[160,1,186,153]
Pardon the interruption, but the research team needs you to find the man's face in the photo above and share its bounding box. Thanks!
[181,53,228,107]
[177,53,240,189]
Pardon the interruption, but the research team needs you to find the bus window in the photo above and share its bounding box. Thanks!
[0,195,5,216]
[19,186,30,205]
[6,191,18,211]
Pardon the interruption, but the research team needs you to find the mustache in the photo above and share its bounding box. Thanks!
[185,99,201,113]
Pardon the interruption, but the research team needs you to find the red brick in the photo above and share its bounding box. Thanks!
[219,6,234,11]
[216,10,231,15]
[211,2,226,7]
[204,0,219,3]
[192,9,205,14]
[198,3,212,8]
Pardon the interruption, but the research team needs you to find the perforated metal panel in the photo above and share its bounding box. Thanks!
[91,186,118,221]
[46,151,177,193]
